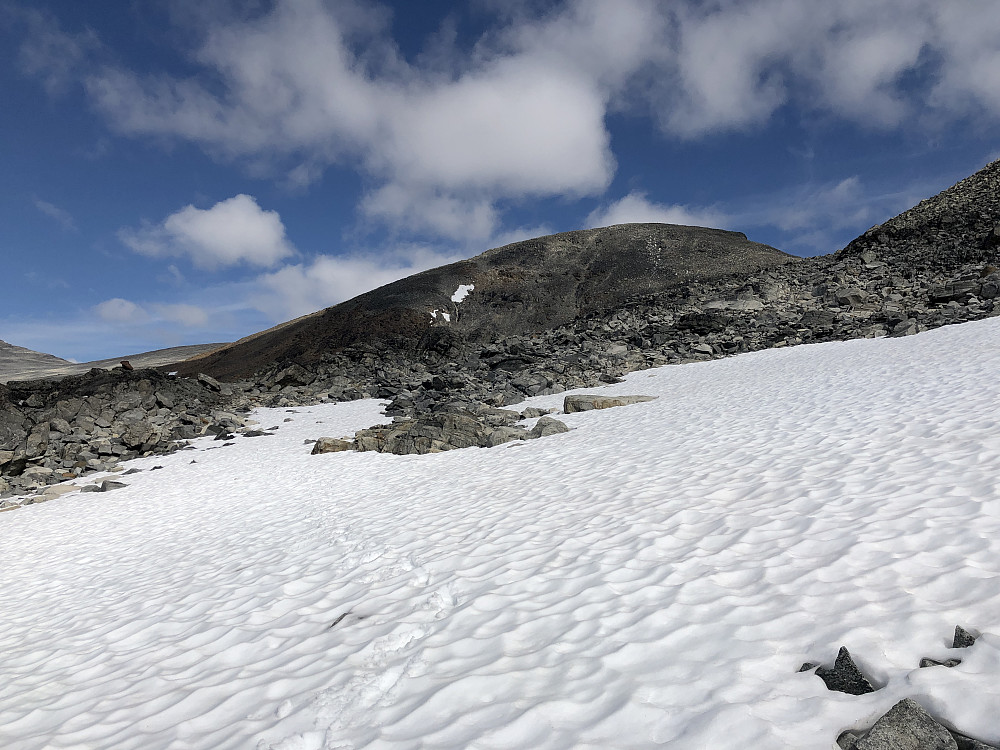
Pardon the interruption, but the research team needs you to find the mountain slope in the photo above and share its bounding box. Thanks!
[174,224,793,380]
[840,157,1000,269]
[0,340,72,382]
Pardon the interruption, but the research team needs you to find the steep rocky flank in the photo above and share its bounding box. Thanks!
[840,158,1000,270]
[175,224,793,380]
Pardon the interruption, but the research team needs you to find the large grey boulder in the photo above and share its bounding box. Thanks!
[563,394,657,414]
[853,699,957,750]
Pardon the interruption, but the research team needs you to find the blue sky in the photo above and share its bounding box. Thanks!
[2,0,999,362]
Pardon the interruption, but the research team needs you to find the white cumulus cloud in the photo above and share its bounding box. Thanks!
[154,303,210,328]
[18,0,1000,241]
[119,194,295,270]
[95,298,147,323]
[587,193,732,230]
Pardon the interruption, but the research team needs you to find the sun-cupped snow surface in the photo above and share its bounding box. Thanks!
[3,320,1000,749]
[451,284,474,303]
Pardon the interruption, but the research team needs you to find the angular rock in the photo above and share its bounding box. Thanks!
[815,646,876,695]
[563,394,657,413]
[99,480,128,492]
[48,417,72,435]
[197,373,224,392]
[919,657,962,669]
[121,420,155,449]
[854,699,957,750]
[953,626,977,649]
[836,287,868,306]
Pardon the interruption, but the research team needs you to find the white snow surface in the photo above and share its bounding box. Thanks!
[451,284,474,303]
[3,319,1000,749]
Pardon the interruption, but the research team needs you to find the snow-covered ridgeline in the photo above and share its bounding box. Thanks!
[1,318,999,749]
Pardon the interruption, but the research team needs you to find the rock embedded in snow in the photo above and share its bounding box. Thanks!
[310,437,354,454]
[919,657,963,668]
[851,699,958,750]
[563,394,657,413]
[954,626,977,649]
[529,416,570,438]
[814,646,877,695]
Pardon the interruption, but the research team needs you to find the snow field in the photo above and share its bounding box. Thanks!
[2,318,1000,748]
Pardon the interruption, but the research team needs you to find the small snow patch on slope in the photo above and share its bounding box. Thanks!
[451,284,474,303]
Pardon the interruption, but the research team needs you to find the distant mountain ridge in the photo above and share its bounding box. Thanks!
[0,342,228,384]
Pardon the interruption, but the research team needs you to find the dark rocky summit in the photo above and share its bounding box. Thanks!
[3,157,1000,502]
[173,224,792,380]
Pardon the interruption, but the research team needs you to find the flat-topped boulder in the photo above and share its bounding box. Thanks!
[563,394,657,413]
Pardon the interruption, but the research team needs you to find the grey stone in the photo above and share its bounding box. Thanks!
[919,657,962,669]
[815,646,876,695]
[121,421,155,449]
[839,730,865,749]
[99,480,128,492]
[529,416,570,438]
[855,699,957,750]
[48,417,72,435]
[311,437,354,454]
[521,407,555,419]
[563,394,657,413]
[952,732,1000,750]
[485,426,527,447]
[836,287,868,306]
[197,373,223,392]
[953,626,977,648]
[155,390,175,409]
